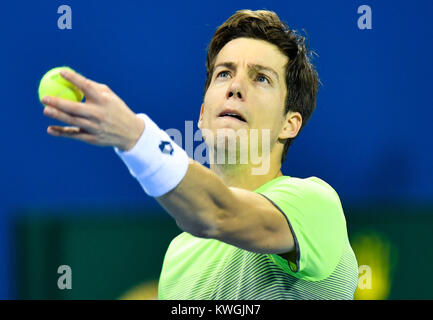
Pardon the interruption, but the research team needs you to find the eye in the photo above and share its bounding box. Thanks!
[216,70,231,79]
[256,74,270,84]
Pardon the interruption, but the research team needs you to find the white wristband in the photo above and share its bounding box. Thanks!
[114,113,189,197]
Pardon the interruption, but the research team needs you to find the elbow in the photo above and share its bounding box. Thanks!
[200,207,228,239]
[190,226,217,239]
[181,223,220,240]
[191,219,223,240]
[178,207,226,240]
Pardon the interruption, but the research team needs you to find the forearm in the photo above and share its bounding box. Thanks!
[156,159,234,237]
[114,113,234,237]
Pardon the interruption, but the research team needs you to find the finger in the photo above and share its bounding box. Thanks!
[41,96,98,120]
[43,106,98,133]
[47,126,98,144]
[48,125,81,135]
[60,69,101,101]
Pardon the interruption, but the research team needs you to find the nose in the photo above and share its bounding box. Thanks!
[228,90,242,100]
[226,74,246,101]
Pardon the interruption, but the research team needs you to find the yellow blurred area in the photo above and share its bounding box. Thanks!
[118,280,159,300]
[352,232,398,300]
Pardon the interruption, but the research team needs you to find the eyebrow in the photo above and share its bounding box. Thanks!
[214,62,280,82]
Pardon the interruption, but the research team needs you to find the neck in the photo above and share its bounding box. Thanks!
[210,160,283,191]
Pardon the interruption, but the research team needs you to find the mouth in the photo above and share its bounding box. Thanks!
[218,109,247,123]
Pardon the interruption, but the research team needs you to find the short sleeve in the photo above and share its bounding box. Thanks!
[255,176,347,282]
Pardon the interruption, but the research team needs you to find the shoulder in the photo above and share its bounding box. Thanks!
[280,175,338,192]
[258,175,342,211]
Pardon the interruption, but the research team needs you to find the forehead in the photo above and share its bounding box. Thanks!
[214,37,288,73]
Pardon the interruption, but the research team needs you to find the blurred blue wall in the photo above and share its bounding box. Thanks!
[1,0,432,298]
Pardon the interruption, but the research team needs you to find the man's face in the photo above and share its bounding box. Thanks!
[198,37,290,157]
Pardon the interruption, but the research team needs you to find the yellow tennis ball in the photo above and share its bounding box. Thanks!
[38,66,84,104]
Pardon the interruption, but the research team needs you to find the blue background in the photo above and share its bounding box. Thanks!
[1,0,432,298]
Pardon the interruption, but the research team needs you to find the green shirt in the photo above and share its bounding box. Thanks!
[158,175,358,299]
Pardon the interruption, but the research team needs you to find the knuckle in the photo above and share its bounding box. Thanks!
[100,91,111,100]
[100,83,110,91]
[84,79,93,89]
[98,84,111,97]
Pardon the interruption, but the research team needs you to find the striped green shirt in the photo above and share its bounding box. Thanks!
[158,176,358,299]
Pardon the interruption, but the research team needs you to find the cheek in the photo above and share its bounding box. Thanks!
[253,106,284,141]
[205,83,225,103]
[199,106,214,130]
[202,86,224,123]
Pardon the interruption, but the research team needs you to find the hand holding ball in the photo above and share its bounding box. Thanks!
[38,66,84,104]
[39,66,145,151]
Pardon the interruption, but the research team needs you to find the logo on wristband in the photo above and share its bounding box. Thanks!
[159,141,174,155]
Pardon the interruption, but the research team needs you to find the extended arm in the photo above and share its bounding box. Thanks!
[156,159,295,255]
[41,70,294,255]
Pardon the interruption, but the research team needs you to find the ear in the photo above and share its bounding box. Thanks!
[279,111,302,140]
[198,103,204,129]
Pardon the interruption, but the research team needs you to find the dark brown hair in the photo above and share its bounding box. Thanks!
[203,9,319,163]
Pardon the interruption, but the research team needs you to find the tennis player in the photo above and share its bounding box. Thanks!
[41,10,359,299]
